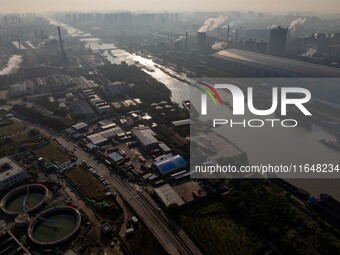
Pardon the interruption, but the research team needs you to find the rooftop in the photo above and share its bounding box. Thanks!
[11,41,26,50]
[68,100,96,116]
[87,126,123,145]
[154,184,185,207]
[172,119,191,127]
[159,143,171,153]
[108,152,124,162]
[0,157,25,181]
[98,119,117,130]
[132,127,158,147]
[72,122,88,131]
[213,49,340,77]
[154,154,187,175]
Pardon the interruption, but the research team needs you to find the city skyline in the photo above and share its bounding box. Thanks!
[1,0,340,14]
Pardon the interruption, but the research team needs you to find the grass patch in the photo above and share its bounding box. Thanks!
[34,142,70,164]
[0,121,26,136]
[128,226,167,255]
[0,138,23,156]
[10,131,46,149]
[179,201,267,255]
[65,166,105,200]
[10,132,30,143]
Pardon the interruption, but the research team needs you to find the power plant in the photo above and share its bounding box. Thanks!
[2,10,340,255]
[267,26,288,57]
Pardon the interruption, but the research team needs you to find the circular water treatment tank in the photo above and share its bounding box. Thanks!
[28,206,81,246]
[0,184,49,216]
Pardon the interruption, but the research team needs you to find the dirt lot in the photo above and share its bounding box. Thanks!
[172,180,207,203]
[118,142,153,172]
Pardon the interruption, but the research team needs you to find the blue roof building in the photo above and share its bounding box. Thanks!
[153,155,187,175]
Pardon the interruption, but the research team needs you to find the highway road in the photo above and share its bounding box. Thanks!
[23,120,202,255]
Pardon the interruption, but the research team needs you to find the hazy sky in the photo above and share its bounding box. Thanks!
[0,0,340,14]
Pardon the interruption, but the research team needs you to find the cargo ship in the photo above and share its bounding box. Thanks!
[157,66,190,84]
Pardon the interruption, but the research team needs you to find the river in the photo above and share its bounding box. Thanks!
[47,18,340,200]
[47,18,190,105]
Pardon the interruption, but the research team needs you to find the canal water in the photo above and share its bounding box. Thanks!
[48,18,190,105]
[47,18,340,200]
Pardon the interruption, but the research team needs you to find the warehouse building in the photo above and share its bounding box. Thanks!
[68,100,97,119]
[65,122,89,136]
[154,184,185,208]
[132,126,159,150]
[86,126,123,146]
[153,154,187,175]
[98,119,117,130]
[108,152,124,163]
[84,90,111,115]
[9,81,35,97]
[0,157,28,191]
[208,49,340,77]
[70,122,88,132]
[159,143,172,154]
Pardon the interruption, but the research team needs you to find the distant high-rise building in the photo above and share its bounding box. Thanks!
[267,26,288,57]
[227,25,230,40]
[197,32,207,53]
[235,29,239,45]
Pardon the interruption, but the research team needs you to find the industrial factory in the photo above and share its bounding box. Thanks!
[1,8,340,255]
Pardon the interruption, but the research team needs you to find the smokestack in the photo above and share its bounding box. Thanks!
[17,38,21,50]
[235,29,238,45]
[227,25,230,40]
[185,32,188,51]
[57,26,64,53]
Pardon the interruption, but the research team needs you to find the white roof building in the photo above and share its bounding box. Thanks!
[87,126,123,145]
[0,157,28,191]
[154,184,185,208]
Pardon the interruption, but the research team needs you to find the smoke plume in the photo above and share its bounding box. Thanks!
[174,35,185,43]
[211,41,227,51]
[0,55,23,76]
[198,16,226,32]
[302,48,317,58]
[289,17,306,30]
[267,24,278,29]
